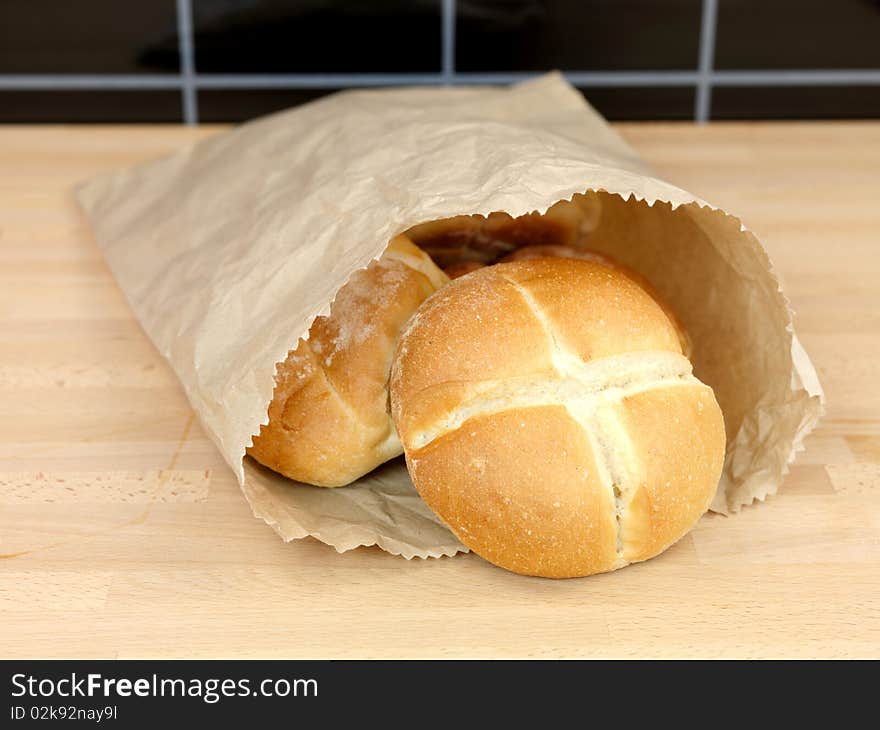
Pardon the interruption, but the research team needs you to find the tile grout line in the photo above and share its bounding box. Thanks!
[695,0,719,123]
[712,69,880,85]
[2,70,880,91]
[442,0,456,84]
[0,75,184,89]
[460,71,699,86]
[176,0,198,124]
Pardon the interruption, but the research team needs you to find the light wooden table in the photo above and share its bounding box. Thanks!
[1,123,878,658]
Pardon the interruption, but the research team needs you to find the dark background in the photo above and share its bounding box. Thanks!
[1,0,879,123]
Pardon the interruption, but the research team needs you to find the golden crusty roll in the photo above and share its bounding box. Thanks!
[405,193,601,269]
[390,258,725,578]
[499,245,691,356]
[249,235,448,487]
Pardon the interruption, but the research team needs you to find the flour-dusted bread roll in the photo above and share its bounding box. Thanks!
[390,258,725,578]
[249,235,448,487]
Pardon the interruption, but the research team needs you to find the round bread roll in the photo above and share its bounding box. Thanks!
[390,258,725,578]
[499,245,691,356]
[248,235,448,487]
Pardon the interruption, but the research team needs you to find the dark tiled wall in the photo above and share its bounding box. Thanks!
[198,88,334,122]
[190,1,442,72]
[0,1,179,74]
[714,0,880,70]
[574,87,697,122]
[1,0,879,123]
[456,0,703,71]
[0,90,183,123]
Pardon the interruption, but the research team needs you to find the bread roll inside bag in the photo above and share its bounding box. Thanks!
[76,74,823,559]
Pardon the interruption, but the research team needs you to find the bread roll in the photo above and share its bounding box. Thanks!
[405,193,601,269]
[249,235,448,487]
[499,245,691,356]
[390,258,725,578]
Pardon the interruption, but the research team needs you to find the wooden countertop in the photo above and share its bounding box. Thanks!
[1,122,878,659]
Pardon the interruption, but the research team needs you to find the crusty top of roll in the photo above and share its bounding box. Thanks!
[498,244,691,356]
[390,258,725,577]
[248,235,448,487]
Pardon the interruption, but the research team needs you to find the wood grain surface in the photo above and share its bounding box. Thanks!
[1,122,878,658]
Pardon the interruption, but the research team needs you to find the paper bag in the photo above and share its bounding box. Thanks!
[76,73,824,558]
